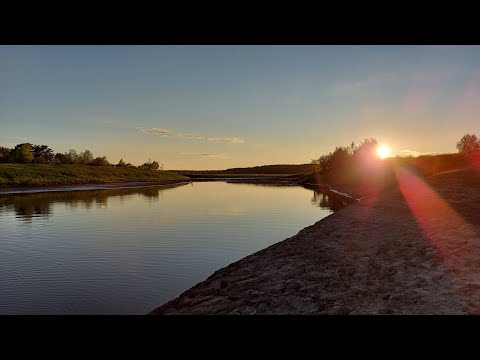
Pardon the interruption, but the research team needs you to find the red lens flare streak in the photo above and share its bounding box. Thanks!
[394,166,477,276]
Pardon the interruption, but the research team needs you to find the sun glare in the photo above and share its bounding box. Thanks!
[376,145,391,159]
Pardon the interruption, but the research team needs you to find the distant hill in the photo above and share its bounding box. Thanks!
[169,164,315,175]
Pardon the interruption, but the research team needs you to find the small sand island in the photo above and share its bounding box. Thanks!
[151,167,480,315]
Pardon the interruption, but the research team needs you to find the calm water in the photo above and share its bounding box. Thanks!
[0,181,347,314]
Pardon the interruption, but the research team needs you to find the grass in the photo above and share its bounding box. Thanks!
[0,164,190,188]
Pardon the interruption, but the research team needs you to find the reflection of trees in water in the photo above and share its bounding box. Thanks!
[310,189,351,211]
[13,198,52,220]
[226,181,352,211]
[0,184,183,221]
[205,181,352,211]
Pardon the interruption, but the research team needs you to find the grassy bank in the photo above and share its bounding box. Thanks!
[0,164,189,188]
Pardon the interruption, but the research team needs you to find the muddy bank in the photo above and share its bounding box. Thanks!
[150,168,480,314]
[0,180,192,195]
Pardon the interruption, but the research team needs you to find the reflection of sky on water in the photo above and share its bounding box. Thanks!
[0,182,348,314]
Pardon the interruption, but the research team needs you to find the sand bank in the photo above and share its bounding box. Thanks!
[0,180,192,195]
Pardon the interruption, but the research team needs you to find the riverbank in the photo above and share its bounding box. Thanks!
[0,180,192,195]
[150,168,480,314]
[0,164,189,190]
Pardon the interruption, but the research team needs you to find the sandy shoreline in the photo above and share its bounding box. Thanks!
[150,168,480,314]
[0,180,192,195]
[0,177,303,196]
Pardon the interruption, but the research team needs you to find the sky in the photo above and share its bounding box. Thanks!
[1,45,480,170]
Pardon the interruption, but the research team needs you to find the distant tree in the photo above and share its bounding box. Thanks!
[32,145,54,164]
[318,153,333,174]
[90,156,110,166]
[53,152,67,164]
[456,134,480,155]
[139,160,160,171]
[49,157,62,165]
[329,146,352,172]
[12,143,34,163]
[64,149,78,164]
[0,146,11,163]
[78,150,94,165]
[116,158,133,168]
[352,138,378,160]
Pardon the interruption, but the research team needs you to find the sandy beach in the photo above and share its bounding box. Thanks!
[150,168,480,314]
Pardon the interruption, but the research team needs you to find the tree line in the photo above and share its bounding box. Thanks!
[0,143,163,171]
[311,138,379,174]
[311,133,480,175]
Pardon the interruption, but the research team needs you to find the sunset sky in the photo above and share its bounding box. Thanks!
[1,45,479,170]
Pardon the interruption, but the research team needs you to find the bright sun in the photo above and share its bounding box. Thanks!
[376,145,391,159]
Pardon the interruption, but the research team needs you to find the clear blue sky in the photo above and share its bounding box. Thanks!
[1,45,479,169]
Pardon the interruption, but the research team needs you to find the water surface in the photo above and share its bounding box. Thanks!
[0,181,346,314]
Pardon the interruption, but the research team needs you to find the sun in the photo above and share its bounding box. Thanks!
[376,145,391,159]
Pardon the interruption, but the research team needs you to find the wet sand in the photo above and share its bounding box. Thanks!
[150,168,480,314]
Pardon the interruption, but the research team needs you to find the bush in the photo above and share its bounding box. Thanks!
[139,160,161,171]
[89,156,110,167]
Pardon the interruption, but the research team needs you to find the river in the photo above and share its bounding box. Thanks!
[0,181,348,314]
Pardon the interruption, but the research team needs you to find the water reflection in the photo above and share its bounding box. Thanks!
[0,181,351,314]
[0,184,184,221]
[310,188,352,211]
[220,181,352,211]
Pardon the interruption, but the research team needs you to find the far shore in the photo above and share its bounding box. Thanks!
[0,177,313,196]
[0,180,193,196]
[0,171,319,196]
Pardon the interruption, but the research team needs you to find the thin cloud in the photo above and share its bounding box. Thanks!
[137,127,245,144]
[331,73,399,96]
[397,150,439,157]
[178,152,231,159]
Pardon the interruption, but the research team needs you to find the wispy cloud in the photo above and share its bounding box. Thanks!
[178,152,231,159]
[331,73,400,96]
[137,127,245,144]
[177,152,231,159]
[397,150,439,157]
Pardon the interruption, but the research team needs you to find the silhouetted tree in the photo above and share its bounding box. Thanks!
[12,143,34,163]
[90,156,110,166]
[53,153,67,164]
[352,138,378,160]
[116,158,134,168]
[139,160,160,171]
[32,145,54,164]
[64,149,79,164]
[0,146,11,163]
[330,146,352,172]
[318,153,333,174]
[78,150,94,165]
[456,134,480,155]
